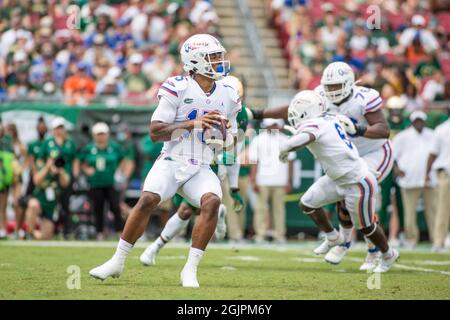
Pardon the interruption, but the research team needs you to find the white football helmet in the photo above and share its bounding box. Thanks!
[288,90,327,128]
[180,34,230,81]
[320,62,355,104]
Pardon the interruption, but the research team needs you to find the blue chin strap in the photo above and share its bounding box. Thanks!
[216,65,230,76]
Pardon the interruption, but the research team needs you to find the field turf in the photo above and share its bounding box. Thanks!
[1,241,449,300]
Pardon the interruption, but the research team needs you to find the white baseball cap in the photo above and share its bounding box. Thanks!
[92,122,110,135]
[409,111,427,122]
[107,66,121,79]
[129,53,143,64]
[51,117,66,129]
[412,14,426,26]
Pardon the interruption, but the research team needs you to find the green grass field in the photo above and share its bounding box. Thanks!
[1,241,449,300]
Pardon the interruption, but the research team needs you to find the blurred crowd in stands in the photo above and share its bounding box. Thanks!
[270,0,450,110]
[0,0,221,106]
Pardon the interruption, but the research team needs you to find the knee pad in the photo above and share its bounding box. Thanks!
[300,200,316,215]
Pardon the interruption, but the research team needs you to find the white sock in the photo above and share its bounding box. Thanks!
[325,229,339,241]
[151,237,166,252]
[113,238,133,264]
[161,212,189,241]
[340,225,353,243]
[185,247,204,269]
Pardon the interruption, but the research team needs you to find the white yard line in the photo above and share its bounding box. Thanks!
[1,240,449,254]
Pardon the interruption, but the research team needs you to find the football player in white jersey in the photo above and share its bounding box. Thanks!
[279,90,398,273]
[89,34,241,287]
[248,62,393,271]
[139,76,248,267]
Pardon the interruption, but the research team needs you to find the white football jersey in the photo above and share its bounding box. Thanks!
[315,85,387,156]
[297,114,369,185]
[151,75,241,165]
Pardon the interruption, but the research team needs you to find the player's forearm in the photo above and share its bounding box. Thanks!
[361,122,390,139]
[249,106,288,120]
[263,106,288,120]
[150,120,195,142]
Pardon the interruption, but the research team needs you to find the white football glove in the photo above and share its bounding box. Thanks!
[336,114,356,135]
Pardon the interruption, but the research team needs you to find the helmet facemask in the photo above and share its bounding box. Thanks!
[189,50,230,81]
[323,81,352,104]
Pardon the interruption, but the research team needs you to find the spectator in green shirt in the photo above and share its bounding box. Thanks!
[18,117,48,239]
[25,154,71,240]
[123,53,152,101]
[80,122,125,240]
[37,117,79,237]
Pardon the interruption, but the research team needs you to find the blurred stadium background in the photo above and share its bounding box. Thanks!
[0,0,449,248]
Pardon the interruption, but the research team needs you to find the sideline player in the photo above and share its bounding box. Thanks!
[279,90,399,273]
[89,34,241,287]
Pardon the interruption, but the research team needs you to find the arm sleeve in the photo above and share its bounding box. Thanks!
[151,95,177,123]
[281,132,313,153]
[297,121,321,139]
[364,89,383,114]
[227,88,242,136]
[430,130,441,156]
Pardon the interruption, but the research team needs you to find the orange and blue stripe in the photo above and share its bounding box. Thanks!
[366,96,383,112]
[160,85,178,97]
[357,177,375,227]
[376,141,393,181]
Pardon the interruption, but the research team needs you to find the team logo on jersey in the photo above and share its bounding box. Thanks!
[184,98,194,104]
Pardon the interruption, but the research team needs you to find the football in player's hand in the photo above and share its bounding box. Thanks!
[204,116,228,148]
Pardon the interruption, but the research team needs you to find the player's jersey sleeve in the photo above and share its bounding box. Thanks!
[152,76,188,123]
[297,119,322,140]
[224,84,242,135]
[430,125,442,156]
[361,87,383,114]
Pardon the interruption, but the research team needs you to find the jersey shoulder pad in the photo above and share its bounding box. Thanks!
[220,81,241,105]
[354,86,383,113]
[159,75,188,98]
[298,119,321,132]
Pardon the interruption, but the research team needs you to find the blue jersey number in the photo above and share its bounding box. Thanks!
[334,123,353,149]
[187,109,209,143]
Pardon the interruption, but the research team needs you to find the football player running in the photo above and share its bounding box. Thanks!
[248,62,393,271]
[89,34,241,287]
[279,90,398,273]
[139,76,249,266]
